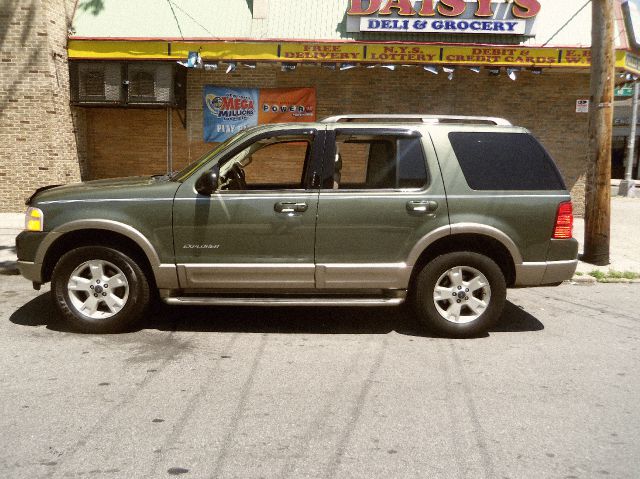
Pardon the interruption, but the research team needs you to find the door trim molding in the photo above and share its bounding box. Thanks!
[178,263,316,289]
[316,263,409,289]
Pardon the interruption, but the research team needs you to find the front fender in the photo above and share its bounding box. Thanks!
[28,220,178,289]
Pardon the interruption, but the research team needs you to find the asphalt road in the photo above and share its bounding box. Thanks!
[0,275,638,479]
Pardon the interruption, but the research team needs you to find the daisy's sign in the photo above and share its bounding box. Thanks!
[346,0,540,36]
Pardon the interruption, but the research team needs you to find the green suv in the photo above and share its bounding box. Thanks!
[16,114,578,337]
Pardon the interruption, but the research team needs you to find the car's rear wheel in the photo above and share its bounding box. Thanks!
[414,252,506,338]
[51,246,150,333]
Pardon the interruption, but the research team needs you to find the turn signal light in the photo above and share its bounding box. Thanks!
[25,207,44,232]
[552,201,573,239]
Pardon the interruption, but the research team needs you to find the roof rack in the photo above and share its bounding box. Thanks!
[321,114,512,126]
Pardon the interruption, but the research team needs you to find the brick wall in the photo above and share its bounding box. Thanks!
[0,0,596,214]
[0,0,82,212]
[83,64,589,211]
[83,108,193,179]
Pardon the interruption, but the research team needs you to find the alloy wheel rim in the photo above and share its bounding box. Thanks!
[433,266,491,324]
[67,260,129,320]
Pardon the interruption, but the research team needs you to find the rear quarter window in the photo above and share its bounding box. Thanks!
[448,132,566,191]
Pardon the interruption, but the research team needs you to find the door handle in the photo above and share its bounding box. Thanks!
[406,200,438,214]
[274,202,308,213]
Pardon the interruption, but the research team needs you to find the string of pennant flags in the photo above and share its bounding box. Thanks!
[177,49,529,80]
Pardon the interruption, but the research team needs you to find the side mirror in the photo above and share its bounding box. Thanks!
[195,164,220,196]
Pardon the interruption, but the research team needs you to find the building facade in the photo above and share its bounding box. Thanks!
[2,0,640,213]
[0,0,83,213]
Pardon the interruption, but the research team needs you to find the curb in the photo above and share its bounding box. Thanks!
[0,262,19,276]
[571,275,597,284]
[571,275,640,284]
[597,278,640,284]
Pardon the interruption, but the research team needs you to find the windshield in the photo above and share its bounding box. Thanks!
[170,130,253,182]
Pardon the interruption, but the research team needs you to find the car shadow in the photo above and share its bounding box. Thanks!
[10,292,544,337]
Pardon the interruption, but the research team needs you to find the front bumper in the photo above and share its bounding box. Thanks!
[17,261,43,283]
[16,231,49,262]
[15,231,50,284]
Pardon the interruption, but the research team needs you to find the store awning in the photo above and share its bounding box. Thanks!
[66,39,640,76]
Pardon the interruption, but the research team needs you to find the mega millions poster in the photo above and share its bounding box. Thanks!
[203,86,316,142]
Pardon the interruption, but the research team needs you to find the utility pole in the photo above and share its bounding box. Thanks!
[619,81,638,197]
[583,0,616,265]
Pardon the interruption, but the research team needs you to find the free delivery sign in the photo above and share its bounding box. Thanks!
[203,86,316,142]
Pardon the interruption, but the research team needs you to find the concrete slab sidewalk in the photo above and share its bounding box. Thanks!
[1,197,639,279]
[574,197,640,277]
[0,213,21,275]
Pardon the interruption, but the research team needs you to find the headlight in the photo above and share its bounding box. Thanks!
[25,207,44,232]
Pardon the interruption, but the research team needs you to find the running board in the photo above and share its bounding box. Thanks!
[163,296,405,307]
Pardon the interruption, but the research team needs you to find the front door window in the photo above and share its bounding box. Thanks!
[220,134,314,191]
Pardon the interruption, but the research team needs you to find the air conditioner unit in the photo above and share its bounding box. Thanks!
[70,62,123,104]
[70,62,186,107]
[126,63,174,105]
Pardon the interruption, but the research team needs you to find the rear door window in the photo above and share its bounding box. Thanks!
[330,132,428,190]
[448,132,566,190]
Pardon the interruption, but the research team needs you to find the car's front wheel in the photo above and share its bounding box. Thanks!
[414,252,507,338]
[51,246,150,333]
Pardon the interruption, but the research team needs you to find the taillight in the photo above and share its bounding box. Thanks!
[552,201,573,239]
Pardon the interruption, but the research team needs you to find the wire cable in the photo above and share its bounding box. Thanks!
[169,1,216,37]
[166,0,185,40]
[541,0,591,47]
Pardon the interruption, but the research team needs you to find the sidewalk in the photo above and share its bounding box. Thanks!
[0,213,22,275]
[1,197,639,279]
[574,197,640,278]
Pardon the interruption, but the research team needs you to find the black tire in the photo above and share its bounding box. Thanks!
[51,246,150,333]
[413,252,506,338]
